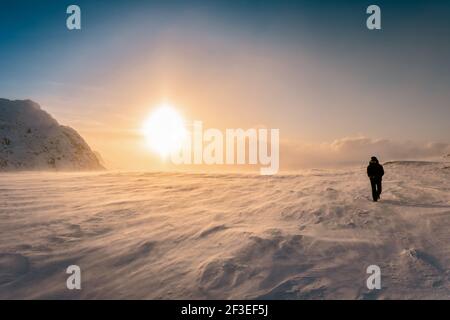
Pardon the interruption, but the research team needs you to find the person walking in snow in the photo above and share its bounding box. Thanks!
[367,156,384,202]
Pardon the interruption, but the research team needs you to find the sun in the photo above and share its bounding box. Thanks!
[141,104,188,158]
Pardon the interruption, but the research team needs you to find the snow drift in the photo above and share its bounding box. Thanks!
[0,161,449,299]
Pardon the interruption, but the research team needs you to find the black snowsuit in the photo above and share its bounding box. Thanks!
[367,160,384,201]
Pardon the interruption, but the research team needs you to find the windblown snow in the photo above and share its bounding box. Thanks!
[0,99,103,171]
[0,161,449,299]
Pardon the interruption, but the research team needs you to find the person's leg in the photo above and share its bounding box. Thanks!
[377,179,382,199]
[370,179,378,201]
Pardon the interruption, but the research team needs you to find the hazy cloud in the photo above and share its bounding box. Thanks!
[281,137,450,169]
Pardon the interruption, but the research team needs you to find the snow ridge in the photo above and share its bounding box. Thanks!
[0,99,104,171]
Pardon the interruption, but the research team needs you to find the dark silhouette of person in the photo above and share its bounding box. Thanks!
[367,156,384,202]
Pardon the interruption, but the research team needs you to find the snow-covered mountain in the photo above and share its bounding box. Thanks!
[0,99,104,171]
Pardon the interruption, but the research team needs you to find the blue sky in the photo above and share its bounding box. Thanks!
[0,0,449,168]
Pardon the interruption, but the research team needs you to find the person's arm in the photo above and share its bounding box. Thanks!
[380,165,384,177]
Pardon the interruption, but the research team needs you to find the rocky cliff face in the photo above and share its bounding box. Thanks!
[0,99,104,171]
